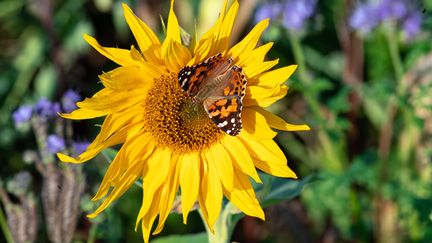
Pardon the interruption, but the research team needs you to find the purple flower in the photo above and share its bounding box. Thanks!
[349,3,380,33]
[47,134,65,154]
[12,105,33,126]
[350,0,422,37]
[72,141,90,154]
[61,90,81,113]
[403,12,421,39]
[282,0,317,30]
[377,0,408,21]
[254,2,281,23]
[35,98,61,118]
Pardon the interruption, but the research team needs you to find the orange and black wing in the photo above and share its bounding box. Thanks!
[178,53,224,95]
[206,66,247,136]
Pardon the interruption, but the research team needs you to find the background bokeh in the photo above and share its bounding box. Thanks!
[1,0,432,242]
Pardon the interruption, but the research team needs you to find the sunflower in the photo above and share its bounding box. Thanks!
[57,0,309,241]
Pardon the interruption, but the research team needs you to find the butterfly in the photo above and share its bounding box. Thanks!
[177,53,247,136]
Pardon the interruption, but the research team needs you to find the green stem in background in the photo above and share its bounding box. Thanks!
[378,27,406,162]
[385,28,404,83]
[288,31,323,119]
[0,206,13,243]
[289,31,309,84]
[288,30,344,170]
[87,222,98,243]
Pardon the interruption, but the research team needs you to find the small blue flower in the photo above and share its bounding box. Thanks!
[282,0,317,30]
[35,98,61,118]
[12,105,33,126]
[61,90,81,113]
[403,12,421,39]
[377,0,408,21]
[349,3,380,33]
[72,141,90,154]
[254,2,281,23]
[47,134,65,154]
[254,0,317,30]
[350,0,422,38]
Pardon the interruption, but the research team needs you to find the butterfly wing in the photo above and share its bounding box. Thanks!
[178,53,228,95]
[205,66,247,136]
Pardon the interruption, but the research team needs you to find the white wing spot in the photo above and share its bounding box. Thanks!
[218,121,228,128]
[231,118,235,123]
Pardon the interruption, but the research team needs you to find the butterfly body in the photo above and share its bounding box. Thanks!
[178,53,247,136]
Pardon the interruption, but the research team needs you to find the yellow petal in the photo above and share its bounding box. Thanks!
[243,59,279,79]
[244,85,288,107]
[221,135,262,183]
[245,85,281,102]
[255,107,311,131]
[193,0,229,60]
[161,0,181,57]
[99,66,153,90]
[87,158,144,218]
[93,132,155,201]
[83,34,140,67]
[164,40,191,72]
[140,187,162,243]
[58,104,143,163]
[59,107,108,120]
[122,3,162,64]
[204,143,234,192]
[138,60,166,79]
[236,42,273,67]
[153,156,180,234]
[251,65,297,86]
[76,88,146,114]
[160,0,192,72]
[212,0,239,53]
[57,122,142,163]
[179,153,200,223]
[136,148,172,226]
[239,131,297,178]
[224,168,264,220]
[242,107,277,139]
[200,158,223,228]
[229,19,269,61]
[89,107,143,148]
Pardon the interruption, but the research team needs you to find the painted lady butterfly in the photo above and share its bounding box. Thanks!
[178,53,247,136]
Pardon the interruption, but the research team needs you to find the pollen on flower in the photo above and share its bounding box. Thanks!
[143,73,224,154]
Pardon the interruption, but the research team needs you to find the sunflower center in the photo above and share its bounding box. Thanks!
[143,73,224,154]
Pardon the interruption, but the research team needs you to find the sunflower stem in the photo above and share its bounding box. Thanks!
[198,202,240,243]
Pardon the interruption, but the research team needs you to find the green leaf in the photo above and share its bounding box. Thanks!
[257,174,319,208]
[63,20,94,56]
[0,0,24,18]
[152,233,207,243]
[303,46,344,80]
[34,64,57,98]
[13,30,44,71]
